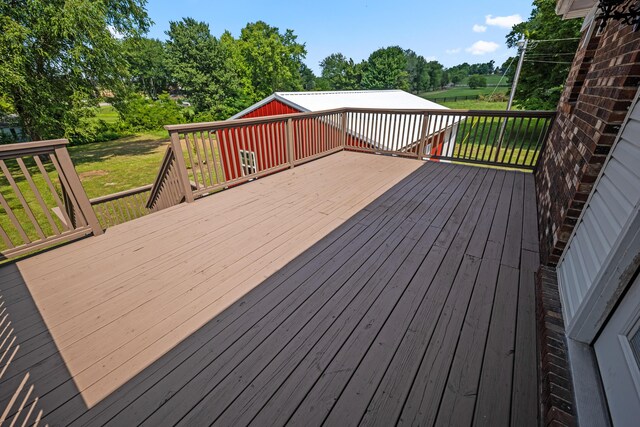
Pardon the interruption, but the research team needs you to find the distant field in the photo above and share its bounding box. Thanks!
[459,74,507,86]
[422,86,509,99]
[93,105,119,123]
[437,99,509,110]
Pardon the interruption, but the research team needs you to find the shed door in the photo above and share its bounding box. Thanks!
[594,273,640,426]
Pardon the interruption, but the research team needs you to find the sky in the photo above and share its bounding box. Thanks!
[144,0,535,74]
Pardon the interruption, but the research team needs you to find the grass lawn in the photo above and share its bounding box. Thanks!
[459,74,507,86]
[0,132,170,252]
[422,85,509,100]
[93,104,120,123]
[446,116,549,167]
[68,131,169,198]
[438,99,509,110]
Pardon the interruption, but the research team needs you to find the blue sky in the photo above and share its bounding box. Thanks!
[145,0,535,73]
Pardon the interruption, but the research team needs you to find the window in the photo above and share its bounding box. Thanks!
[239,150,257,176]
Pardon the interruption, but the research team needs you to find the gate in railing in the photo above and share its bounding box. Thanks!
[0,139,102,260]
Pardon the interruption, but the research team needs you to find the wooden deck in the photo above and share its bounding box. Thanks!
[0,151,540,426]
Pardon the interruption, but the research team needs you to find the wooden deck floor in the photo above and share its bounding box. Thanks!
[0,151,540,426]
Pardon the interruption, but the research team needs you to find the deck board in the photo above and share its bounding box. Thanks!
[0,151,540,426]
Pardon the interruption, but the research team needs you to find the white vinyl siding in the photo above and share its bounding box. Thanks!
[558,94,640,342]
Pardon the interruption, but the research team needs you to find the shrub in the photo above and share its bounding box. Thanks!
[468,75,487,89]
[114,93,185,132]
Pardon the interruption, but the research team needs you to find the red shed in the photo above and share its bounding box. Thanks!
[219,90,454,182]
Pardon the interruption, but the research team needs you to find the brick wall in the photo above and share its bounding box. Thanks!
[537,266,577,426]
[535,14,640,265]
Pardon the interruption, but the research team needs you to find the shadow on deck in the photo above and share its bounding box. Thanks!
[0,153,540,426]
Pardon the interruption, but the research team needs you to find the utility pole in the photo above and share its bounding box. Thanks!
[507,38,528,111]
[495,38,528,161]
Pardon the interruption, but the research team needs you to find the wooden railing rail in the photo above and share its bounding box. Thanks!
[147,107,555,214]
[342,108,556,169]
[157,110,345,204]
[146,145,186,211]
[90,184,153,228]
[0,139,102,260]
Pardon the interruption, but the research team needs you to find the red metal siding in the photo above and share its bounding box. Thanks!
[241,99,300,118]
[219,100,302,182]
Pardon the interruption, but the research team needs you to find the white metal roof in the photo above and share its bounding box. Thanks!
[276,90,448,112]
[230,90,457,152]
[230,90,448,119]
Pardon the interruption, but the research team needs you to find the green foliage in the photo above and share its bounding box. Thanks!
[238,21,307,99]
[446,61,496,86]
[506,0,581,109]
[113,93,184,131]
[424,61,444,91]
[165,19,253,120]
[468,75,487,89]
[0,0,150,140]
[404,50,431,94]
[299,63,317,90]
[122,37,172,98]
[319,53,362,90]
[361,46,409,90]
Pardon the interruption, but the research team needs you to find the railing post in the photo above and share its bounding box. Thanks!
[53,146,103,236]
[341,111,348,149]
[286,118,295,169]
[170,131,195,203]
[417,113,430,160]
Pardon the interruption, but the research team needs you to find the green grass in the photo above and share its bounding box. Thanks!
[459,74,507,86]
[0,132,170,253]
[93,105,119,124]
[446,116,548,167]
[438,99,509,110]
[422,86,508,99]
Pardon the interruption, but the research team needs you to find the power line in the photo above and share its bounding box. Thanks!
[524,59,573,65]
[525,52,577,57]
[490,56,517,98]
[528,37,581,42]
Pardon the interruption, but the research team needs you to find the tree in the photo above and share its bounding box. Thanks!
[299,63,317,91]
[404,50,430,94]
[425,61,445,91]
[319,53,362,90]
[122,37,172,99]
[361,46,409,90]
[164,19,253,119]
[0,0,150,140]
[468,75,487,89]
[506,0,581,109]
[238,21,307,100]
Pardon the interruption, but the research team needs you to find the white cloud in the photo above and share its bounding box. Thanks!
[466,40,500,55]
[445,48,461,54]
[473,24,487,33]
[485,14,523,29]
[108,25,124,39]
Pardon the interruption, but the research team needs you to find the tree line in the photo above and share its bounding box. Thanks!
[0,0,578,143]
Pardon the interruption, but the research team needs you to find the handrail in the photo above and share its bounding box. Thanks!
[145,106,556,217]
[163,108,555,133]
[89,184,153,229]
[89,184,153,205]
[164,108,346,133]
[145,143,188,211]
[0,139,103,261]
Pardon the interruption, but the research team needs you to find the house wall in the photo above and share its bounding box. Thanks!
[535,12,640,265]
